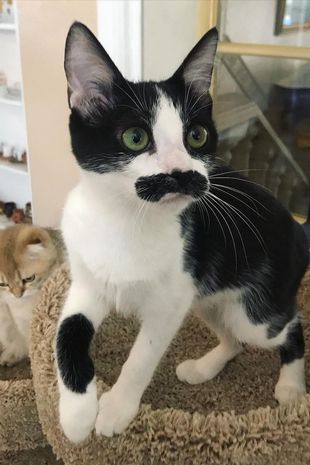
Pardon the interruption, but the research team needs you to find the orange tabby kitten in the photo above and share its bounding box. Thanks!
[0,225,64,366]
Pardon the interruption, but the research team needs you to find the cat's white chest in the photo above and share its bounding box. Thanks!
[3,293,39,343]
[62,184,185,285]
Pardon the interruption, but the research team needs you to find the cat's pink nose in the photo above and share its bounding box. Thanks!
[158,149,192,174]
[11,287,24,298]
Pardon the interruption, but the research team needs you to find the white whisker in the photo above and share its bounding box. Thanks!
[208,192,267,254]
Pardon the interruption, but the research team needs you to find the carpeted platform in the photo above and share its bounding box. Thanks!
[0,447,62,465]
[26,266,310,465]
[0,360,62,464]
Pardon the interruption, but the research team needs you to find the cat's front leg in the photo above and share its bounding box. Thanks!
[95,282,194,437]
[56,259,108,443]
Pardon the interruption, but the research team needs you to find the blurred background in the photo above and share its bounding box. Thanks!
[0,0,309,227]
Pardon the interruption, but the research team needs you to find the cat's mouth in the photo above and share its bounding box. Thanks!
[135,171,209,203]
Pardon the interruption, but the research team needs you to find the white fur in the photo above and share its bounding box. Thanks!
[177,337,242,385]
[192,289,291,349]
[275,358,306,404]
[153,94,192,174]
[58,94,303,442]
[0,292,40,365]
[176,289,293,385]
[26,243,45,259]
[58,374,98,443]
[129,93,207,182]
[60,181,195,439]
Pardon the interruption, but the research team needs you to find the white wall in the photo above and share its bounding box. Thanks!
[0,167,31,207]
[221,0,310,46]
[0,26,27,151]
[0,104,27,150]
[0,7,30,208]
[143,0,199,80]
[0,31,21,85]
[17,0,97,227]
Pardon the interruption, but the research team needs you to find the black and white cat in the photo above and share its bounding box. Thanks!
[56,22,309,443]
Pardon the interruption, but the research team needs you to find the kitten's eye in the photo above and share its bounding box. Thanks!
[23,274,35,284]
[122,127,149,152]
[0,283,8,287]
[187,125,208,149]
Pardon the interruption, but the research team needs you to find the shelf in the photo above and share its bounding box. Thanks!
[0,23,16,31]
[0,161,28,175]
[0,96,23,107]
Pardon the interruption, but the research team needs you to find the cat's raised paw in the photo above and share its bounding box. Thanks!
[95,388,139,437]
[274,383,306,404]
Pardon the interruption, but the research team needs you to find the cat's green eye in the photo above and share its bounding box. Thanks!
[23,274,35,284]
[122,127,149,152]
[0,283,8,287]
[187,125,208,149]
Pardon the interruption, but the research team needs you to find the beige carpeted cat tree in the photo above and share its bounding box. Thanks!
[1,266,310,464]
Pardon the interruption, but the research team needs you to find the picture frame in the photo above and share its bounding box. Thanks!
[275,0,310,35]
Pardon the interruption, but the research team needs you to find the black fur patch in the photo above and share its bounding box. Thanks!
[68,82,160,174]
[303,207,310,244]
[181,165,309,330]
[135,170,209,202]
[279,321,304,365]
[56,314,95,393]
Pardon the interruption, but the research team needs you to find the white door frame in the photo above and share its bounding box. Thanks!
[97,0,142,81]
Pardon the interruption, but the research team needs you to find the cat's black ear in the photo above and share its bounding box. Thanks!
[64,22,123,119]
[173,28,218,93]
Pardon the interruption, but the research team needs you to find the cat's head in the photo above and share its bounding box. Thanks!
[65,22,218,210]
[0,225,57,300]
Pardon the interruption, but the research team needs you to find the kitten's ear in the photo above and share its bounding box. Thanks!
[64,22,123,120]
[19,227,50,259]
[26,238,45,259]
[173,27,218,93]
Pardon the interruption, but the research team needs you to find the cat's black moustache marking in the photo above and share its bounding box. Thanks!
[135,170,209,202]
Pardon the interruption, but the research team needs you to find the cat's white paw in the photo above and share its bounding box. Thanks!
[177,344,242,384]
[176,359,210,384]
[95,388,139,437]
[275,359,306,404]
[0,342,27,366]
[176,356,225,384]
[59,382,98,443]
[274,383,306,404]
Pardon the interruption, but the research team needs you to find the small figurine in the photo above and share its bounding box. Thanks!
[0,0,15,24]
[4,201,16,218]
[2,143,11,159]
[0,71,7,98]
[9,147,18,163]
[25,201,32,218]
[0,201,4,215]
[21,150,27,165]
[11,208,26,224]
[9,147,24,164]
